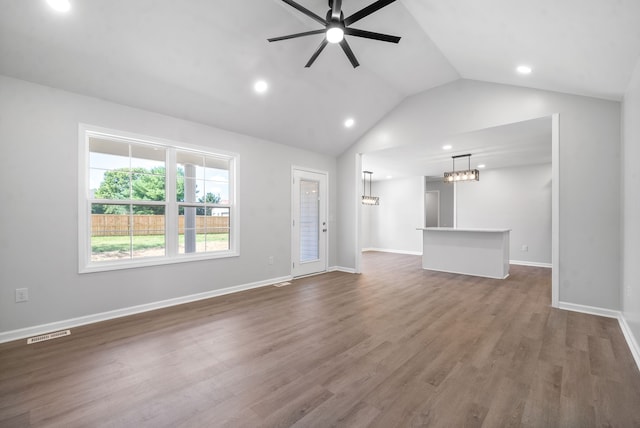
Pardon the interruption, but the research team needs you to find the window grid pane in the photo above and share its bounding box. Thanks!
[83,130,236,270]
[300,180,319,262]
[177,206,230,254]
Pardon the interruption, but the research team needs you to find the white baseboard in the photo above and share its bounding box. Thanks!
[558,301,640,371]
[558,301,620,319]
[0,275,292,344]
[619,315,640,373]
[362,248,422,256]
[329,266,356,274]
[510,260,552,268]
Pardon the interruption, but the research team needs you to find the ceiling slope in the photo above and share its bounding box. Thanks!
[0,0,638,155]
[0,0,458,156]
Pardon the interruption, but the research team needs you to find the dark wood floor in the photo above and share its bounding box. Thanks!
[1,252,640,427]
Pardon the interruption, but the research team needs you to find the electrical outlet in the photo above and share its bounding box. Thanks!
[268,256,274,265]
[15,288,28,303]
[521,245,528,252]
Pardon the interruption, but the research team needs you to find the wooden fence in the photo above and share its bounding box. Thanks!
[91,214,229,236]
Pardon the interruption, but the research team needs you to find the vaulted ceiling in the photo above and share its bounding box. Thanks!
[1,0,639,156]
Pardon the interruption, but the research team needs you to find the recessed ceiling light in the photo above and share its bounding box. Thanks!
[344,118,355,128]
[516,65,532,75]
[478,164,486,169]
[46,0,71,12]
[253,80,268,94]
[386,175,393,179]
[442,145,452,150]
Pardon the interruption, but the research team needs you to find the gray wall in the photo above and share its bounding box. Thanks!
[457,163,552,265]
[623,58,640,348]
[0,76,337,333]
[338,79,621,310]
[362,176,423,253]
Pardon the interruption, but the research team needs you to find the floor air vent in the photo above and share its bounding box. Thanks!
[273,282,291,287]
[27,330,71,344]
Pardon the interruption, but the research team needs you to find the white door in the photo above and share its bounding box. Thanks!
[292,169,328,277]
[425,191,440,227]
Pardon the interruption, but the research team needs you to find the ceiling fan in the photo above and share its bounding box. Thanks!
[268,0,401,68]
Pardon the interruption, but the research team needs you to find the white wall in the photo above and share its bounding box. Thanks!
[363,176,423,254]
[457,163,552,265]
[0,76,337,335]
[338,79,621,310]
[622,57,640,350]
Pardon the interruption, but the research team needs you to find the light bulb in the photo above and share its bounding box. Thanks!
[326,27,344,44]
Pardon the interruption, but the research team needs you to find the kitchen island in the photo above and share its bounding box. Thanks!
[418,227,511,279]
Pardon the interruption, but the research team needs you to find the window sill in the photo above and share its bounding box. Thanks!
[79,250,239,274]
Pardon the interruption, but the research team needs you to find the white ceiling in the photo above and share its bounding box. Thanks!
[1,0,639,157]
[363,116,552,180]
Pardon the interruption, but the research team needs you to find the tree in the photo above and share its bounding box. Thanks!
[197,192,222,215]
[92,168,146,214]
[93,166,184,214]
[92,166,218,215]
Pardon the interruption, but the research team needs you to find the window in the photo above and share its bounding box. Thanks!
[79,125,238,273]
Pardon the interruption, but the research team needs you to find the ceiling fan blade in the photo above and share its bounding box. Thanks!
[281,0,327,26]
[344,28,400,43]
[339,39,360,68]
[344,0,397,26]
[268,29,326,42]
[331,0,342,20]
[305,39,329,67]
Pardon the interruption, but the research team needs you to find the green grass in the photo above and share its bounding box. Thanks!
[91,233,228,253]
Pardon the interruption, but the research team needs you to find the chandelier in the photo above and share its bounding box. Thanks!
[444,154,480,183]
[362,171,379,205]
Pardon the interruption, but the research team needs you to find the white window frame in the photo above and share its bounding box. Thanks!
[78,124,239,273]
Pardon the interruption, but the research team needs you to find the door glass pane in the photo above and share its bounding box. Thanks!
[300,180,319,262]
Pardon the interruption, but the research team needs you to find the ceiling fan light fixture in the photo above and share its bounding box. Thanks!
[268,0,401,68]
[326,26,344,44]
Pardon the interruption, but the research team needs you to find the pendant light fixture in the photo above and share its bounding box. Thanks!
[362,171,379,205]
[443,154,480,183]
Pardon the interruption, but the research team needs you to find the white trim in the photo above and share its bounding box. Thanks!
[291,166,329,278]
[329,265,357,274]
[551,113,560,308]
[558,302,640,372]
[619,315,640,372]
[558,301,620,319]
[78,123,240,274]
[509,260,552,268]
[421,267,509,280]
[0,275,291,344]
[355,153,363,274]
[362,248,422,256]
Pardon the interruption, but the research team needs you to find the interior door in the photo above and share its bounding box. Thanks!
[292,169,328,277]
[425,190,440,227]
